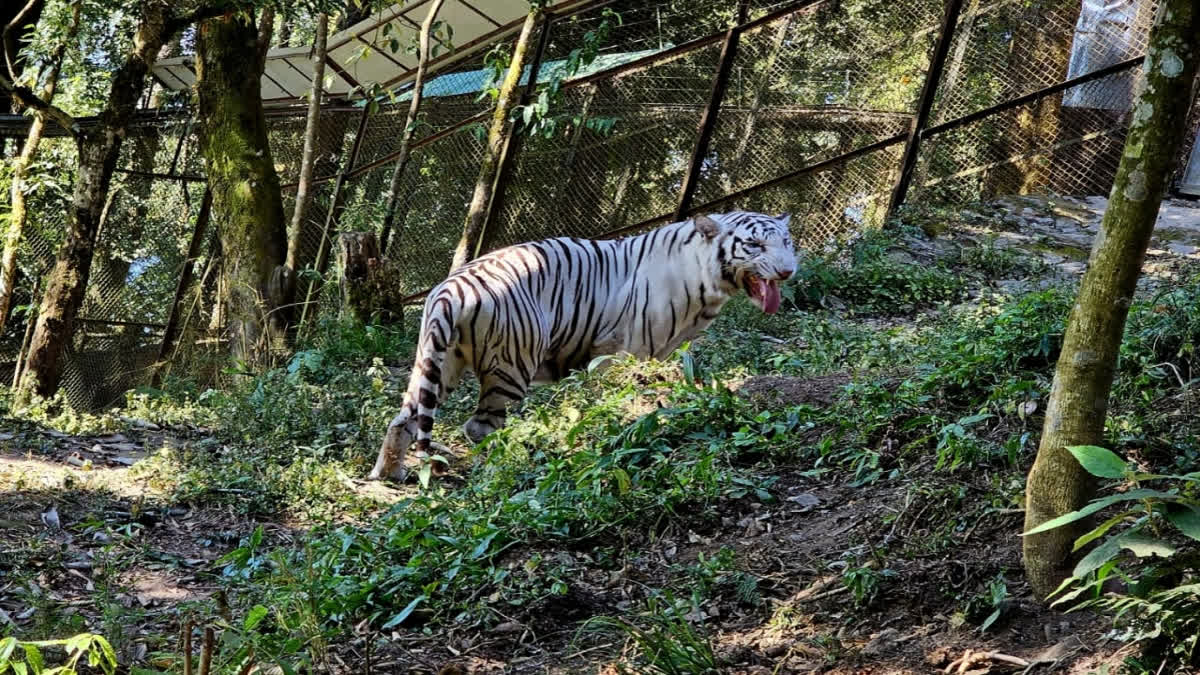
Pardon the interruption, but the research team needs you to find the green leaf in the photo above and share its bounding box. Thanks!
[1022,489,1179,536]
[612,467,631,495]
[1072,512,1131,552]
[381,595,426,629]
[243,604,269,631]
[1072,534,1122,578]
[469,532,497,560]
[1165,505,1200,541]
[95,636,117,674]
[979,607,1002,633]
[21,645,43,673]
[1048,581,1091,607]
[1118,532,1176,558]
[0,639,16,663]
[1067,445,1127,478]
[586,355,613,373]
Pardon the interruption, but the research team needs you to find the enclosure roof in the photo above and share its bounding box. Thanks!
[151,0,597,105]
[400,48,664,101]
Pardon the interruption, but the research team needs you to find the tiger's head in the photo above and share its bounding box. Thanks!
[695,211,797,315]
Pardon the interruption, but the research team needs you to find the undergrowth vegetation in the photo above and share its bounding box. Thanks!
[4,228,1200,672]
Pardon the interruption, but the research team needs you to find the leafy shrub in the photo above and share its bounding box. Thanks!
[0,633,117,675]
[1030,445,1200,668]
[787,230,964,315]
[209,358,779,637]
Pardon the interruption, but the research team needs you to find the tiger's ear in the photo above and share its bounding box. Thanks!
[694,214,722,239]
[777,212,792,227]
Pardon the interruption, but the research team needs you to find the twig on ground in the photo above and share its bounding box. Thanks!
[945,648,1030,673]
[564,642,616,660]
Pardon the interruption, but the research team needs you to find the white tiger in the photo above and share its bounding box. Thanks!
[368,211,797,482]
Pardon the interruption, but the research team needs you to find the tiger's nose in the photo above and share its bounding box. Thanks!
[777,269,792,280]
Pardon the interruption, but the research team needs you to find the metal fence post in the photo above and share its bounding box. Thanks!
[673,0,750,222]
[299,105,371,327]
[477,12,554,255]
[152,187,213,387]
[885,0,965,220]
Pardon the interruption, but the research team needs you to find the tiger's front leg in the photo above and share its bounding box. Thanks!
[370,408,416,482]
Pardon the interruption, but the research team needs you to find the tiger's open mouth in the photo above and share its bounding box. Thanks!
[744,273,781,314]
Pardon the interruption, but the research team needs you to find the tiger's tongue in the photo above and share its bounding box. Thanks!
[757,278,781,315]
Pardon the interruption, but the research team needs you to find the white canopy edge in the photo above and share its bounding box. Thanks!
[152,0,595,105]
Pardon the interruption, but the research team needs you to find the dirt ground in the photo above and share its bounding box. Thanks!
[0,385,1131,674]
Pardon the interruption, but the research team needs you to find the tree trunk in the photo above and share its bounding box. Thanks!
[285,11,328,284]
[0,2,78,332]
[338,229,403,321]
[196,9,288,363]
[18,3,171,399]
[1023,0,1198,600]
[276,15,292,48]
[450,8,541,271]
[378,0,446,255]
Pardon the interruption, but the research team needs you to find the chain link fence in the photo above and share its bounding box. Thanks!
[2,0,1191,409]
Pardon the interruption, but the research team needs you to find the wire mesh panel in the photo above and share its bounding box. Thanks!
[928,0,1156,126]
[485,39,726,250]
[61,120,209,409]
[268,108,359,185]
[379,125,488,293]
[906,0,1156,211]
[910,70,1136,207]
[693,0,940,227]
[717,143,905,249]
[350,32,524,174]
[281,180,338,277]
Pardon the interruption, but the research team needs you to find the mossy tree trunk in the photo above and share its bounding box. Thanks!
[450,7,541,271]
[18,3,172,399]
[196,9,289,363]
[1023,0,1198,600]
[0,2,79,332]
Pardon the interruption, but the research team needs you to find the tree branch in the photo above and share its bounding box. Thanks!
[0,70,77,137]
[3,0,41,82]
[164,4,235,37]
[255,6,275,68]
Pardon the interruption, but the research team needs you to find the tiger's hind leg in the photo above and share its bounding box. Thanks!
[464,368,532,445]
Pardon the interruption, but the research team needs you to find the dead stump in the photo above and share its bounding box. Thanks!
[337,232,404,324]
